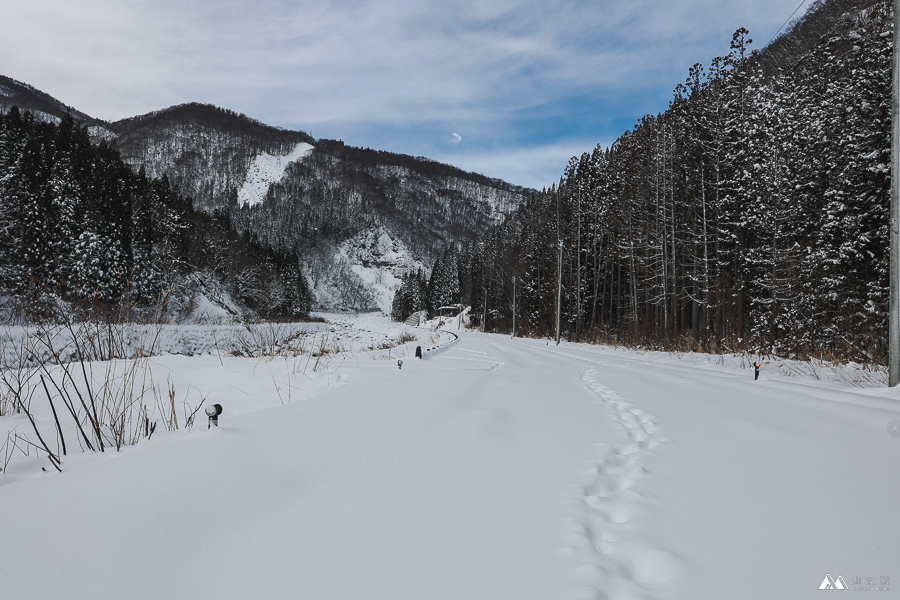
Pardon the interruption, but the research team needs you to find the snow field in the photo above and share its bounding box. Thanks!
[237,142,314,207]
[0,315,448,481]
[0,314,447,368]
[0,316,897,599]
[554,342,900,599]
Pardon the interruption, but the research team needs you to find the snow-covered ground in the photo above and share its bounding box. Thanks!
[0,316,897,599]
[0,313,445,366]
[237,142,314,207]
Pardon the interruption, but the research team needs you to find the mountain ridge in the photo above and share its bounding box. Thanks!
[0,75,100,125]
[0,78,532,312]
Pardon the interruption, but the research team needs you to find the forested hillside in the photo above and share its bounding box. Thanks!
[0,77,533,314]
[443,0,890,362]
[230,139,527,259]
[0,76,100,127]
[107,104,530,311]
[109,103,315,213]
[0,108,311,322]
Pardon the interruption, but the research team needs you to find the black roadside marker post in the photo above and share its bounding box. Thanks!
[206,403,223,428]
[415,346,422,359]
[754,362,760,381]
[398,359,403,370]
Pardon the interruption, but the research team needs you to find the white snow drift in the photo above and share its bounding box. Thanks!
[0,316,897,600]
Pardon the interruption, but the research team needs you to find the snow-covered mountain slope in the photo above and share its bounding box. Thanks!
[1,83,531,312]
[106,104,531,311]
[237,142,314,207]
[109,103,315,212]
[302,226,427,313]
[337,227,427,313]
[238,140,531,312]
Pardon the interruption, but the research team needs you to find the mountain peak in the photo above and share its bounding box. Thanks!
[108,101,314,143]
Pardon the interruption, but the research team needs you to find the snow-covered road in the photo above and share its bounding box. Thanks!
[1,325,898,599]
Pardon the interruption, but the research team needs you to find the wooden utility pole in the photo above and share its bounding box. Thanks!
[511,275,516,339]
[576,188,582,342]
[483,286,488,333]
[556,192,563,346]
[891,0,900,386]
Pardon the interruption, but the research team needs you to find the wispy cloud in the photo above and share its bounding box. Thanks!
[0,0,798,188]
[434,139,614,191]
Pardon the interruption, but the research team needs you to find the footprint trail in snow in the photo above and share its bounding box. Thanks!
[564,367,683,600]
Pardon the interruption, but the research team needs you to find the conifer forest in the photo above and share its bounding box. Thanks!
[0,109,311,320]
[397,0,891,363]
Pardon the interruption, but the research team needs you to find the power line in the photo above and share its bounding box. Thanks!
[766,0,810,46]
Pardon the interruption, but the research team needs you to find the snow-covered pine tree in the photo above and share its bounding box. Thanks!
[426,247,460,313]
[391,269,427,322]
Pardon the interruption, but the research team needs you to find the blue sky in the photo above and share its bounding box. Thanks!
[0,0,804,189]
